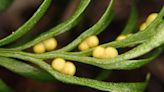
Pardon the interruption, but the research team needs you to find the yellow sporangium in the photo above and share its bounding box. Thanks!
[78,35,99,51]
[92,46,118,59]
[146,13,158,25]
[104,47,118,58]
[33,37,58,53]
[139,13,158,31]
[43,38,57,51]
[116,35,127,41]
[86,35,99,47]
[51,58,76,76]
[61,61,76,76]
[78,41,89,51]
[51,58,66,71]
[126,33,133,37]
[33,43,46,54]
[116,34,133,41]
[139,23,147,31]
[92,46,105,59]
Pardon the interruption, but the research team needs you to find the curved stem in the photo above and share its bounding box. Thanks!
[121,0,138,34]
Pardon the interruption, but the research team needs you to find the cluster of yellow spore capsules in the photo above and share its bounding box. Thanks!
[51,58,76,76]
[79,35,119,59]
[33,36,119,76]
[33,38,76,76]
[32,13,157,76]
[140,13,158,31]
[116,34,132,42]
[78,36,99,51]
[33,38,57,53]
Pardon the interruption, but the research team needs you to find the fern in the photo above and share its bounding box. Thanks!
[0,0,164,92]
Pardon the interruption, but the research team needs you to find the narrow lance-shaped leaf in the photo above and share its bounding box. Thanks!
[45,21,164,66]
[69,7,164,55]
[0,53,149,92]
[11,0,91,50]
[17,6,164,59]
[0,41,163,70]
[121,0,138,34]
[32,46,162,70]
[70,6,164,56]
[0,56,54,81]
[0,0,52,46]
[96,47,163,69]
[53,0,114,52]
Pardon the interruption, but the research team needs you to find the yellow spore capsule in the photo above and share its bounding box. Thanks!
[126,33,133,37]
[139,22,147,31]
[78,41,89,51]
[51,58,66,72]
[78,35,99,51]
[92,46,105,58]
[61,61,76,76]
[43,38,57,51]
[116,35,127,41]
[92,46,118,59]
[86,35,99,47]
[139,13,158,31]
[104,47,118,58]
[33,43,45,54]
[146,13,158,25]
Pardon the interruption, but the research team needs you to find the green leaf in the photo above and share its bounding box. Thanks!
[96,47,163,69]
[0,54,149,92]
[13,5,163,61]
[0,0,52,46]
[121,0,138,34]
[11,0,91,50]
[0,79,12,92]
[70,6,164,56]
[0,0,14,13]
[54,0,114,52]
[0,56,54,81]
[0,36,163,70]
[0,1,163,91]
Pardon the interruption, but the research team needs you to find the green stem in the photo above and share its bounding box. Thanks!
[0,53,148,92]
[0,44,162,70]
[121,0,138,34]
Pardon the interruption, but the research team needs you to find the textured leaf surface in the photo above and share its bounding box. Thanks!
[12,0,91,50]
[0,53,149,92]
[0,57,54,81]
[0,0,52,46]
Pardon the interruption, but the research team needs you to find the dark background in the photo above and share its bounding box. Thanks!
[0,0,164,92]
